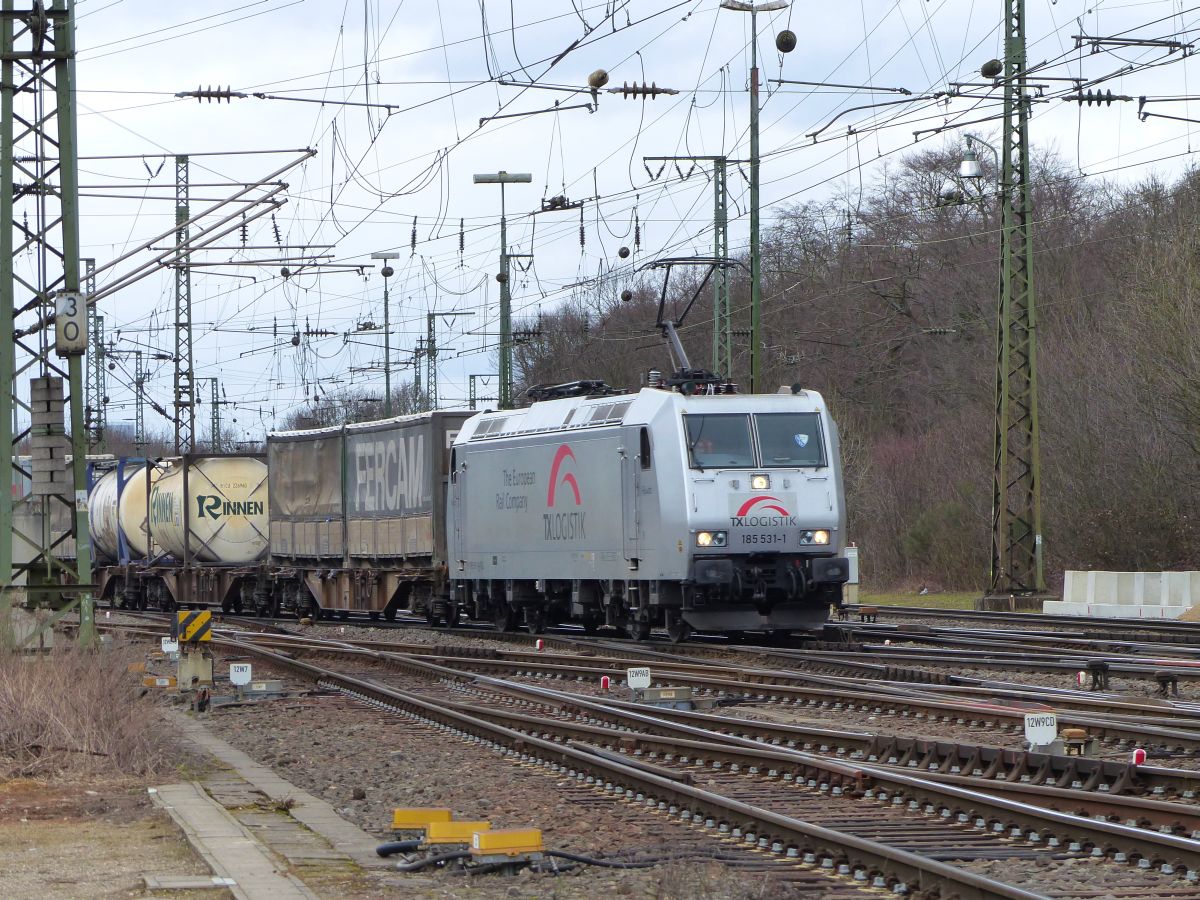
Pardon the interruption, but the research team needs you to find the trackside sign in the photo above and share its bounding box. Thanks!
[1023,712,1058,745]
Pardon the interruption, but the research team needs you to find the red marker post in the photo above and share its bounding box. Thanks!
[535,639,545,651]
[1132,748,1147,766]
[600,675,611,691]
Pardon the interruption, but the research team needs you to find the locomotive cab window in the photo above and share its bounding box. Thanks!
[639,427,652,470]
[755,412,825,467]
[685,415,754,468]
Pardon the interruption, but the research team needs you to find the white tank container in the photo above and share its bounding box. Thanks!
[88,469,121,561]
[148,457,269,564]
[87,463,164,561]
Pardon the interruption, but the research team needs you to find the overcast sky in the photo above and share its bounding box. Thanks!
[59,0,1200,442]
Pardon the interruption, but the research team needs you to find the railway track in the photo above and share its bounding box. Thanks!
[218,633,1200,896]
[227,634,1200,753]
[213,638,1180,897]
[91,612,1200,895]
[94,615,1200,795]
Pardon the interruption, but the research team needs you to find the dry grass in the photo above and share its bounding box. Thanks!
[860,590,980,610]
[654,860,790,900]
[0,643,174,779]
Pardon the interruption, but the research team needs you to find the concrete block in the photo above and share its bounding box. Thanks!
[1043,600,1190,619]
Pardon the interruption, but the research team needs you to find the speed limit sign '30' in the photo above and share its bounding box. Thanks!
[54,292,87,357]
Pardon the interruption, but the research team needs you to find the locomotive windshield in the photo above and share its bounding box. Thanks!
[686,412,825,468]
[685,415,755,468]
[755,413,825,467]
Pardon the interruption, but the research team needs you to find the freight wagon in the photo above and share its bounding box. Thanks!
[90,454,270,612]
[265,411,469,619]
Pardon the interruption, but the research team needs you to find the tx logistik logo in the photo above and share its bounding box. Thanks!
[544,444,585,540]
[732,495,797,528]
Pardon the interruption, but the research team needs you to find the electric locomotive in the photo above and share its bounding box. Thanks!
[446,380,849,640]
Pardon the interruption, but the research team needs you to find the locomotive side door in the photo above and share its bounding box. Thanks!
[450,447,465,565]
[621,425,659,568]
[621,427,640,565]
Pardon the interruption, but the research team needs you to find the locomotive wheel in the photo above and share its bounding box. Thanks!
[494,605,515,632]
[626,619,650,641]
[527,609,547,635]
[383,606,397,622]
[666,615,692,644]
[581,616,601,635]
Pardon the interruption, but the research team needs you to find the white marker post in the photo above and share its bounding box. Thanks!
[230,663,252,700]
[161,637,179,660]
[1023,711,1058,749]
[626,666,651,700]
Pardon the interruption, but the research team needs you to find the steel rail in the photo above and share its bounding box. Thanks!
[219,636,1046,900]
[431,687,1200,836]
[87,619,1200,797]
[326,647,1200,751]
[200,629,1200,858]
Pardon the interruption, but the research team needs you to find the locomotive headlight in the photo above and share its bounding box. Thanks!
[751,474,770,491]
[813,529,830,545]
[696,531,727,547]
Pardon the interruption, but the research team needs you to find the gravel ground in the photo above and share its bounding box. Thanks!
[0,777,228,900]
[195,656,1200,900]
[88,614,1200,899]
[199,680,871,898]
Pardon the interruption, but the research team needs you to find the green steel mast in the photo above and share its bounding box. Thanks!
[989,0,1044,596]
[0,0,94,647]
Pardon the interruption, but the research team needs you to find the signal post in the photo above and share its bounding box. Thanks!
[174,608,214,691]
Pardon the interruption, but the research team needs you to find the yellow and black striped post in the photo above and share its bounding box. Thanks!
[175,609,212,643]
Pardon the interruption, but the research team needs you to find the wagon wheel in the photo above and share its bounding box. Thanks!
[526,608,547,635]
[580,616,602,635]
[494,604,515,633]
[665,613,692,644]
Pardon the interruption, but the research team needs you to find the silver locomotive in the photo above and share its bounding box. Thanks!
[446,383,849,640]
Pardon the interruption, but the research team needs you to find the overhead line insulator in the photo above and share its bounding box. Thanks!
[608,82,680,99]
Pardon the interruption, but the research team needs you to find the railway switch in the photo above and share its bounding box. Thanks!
[1060,727,1095,756]
[1085,659,1110,691]
[1154,670,1181,697]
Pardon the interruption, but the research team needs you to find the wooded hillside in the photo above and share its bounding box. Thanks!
[512,149,1200,589]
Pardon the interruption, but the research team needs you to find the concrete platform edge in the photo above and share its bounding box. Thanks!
[169,710,391,869]
[150,781,318,900]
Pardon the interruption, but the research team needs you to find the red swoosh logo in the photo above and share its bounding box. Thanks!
[547,445,582,506]
[736,495,790,517]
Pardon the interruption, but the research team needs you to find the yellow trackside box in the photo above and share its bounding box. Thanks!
[471,828,544,856]
[176,610,212,642]
[392,808,452,830]
[424,820,491,845]
[142,675,177,688]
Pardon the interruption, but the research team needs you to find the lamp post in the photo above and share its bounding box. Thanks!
[720,0,788,394]
[959,134,998,182]
[370,252,399,416]
[473,171,532,409]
